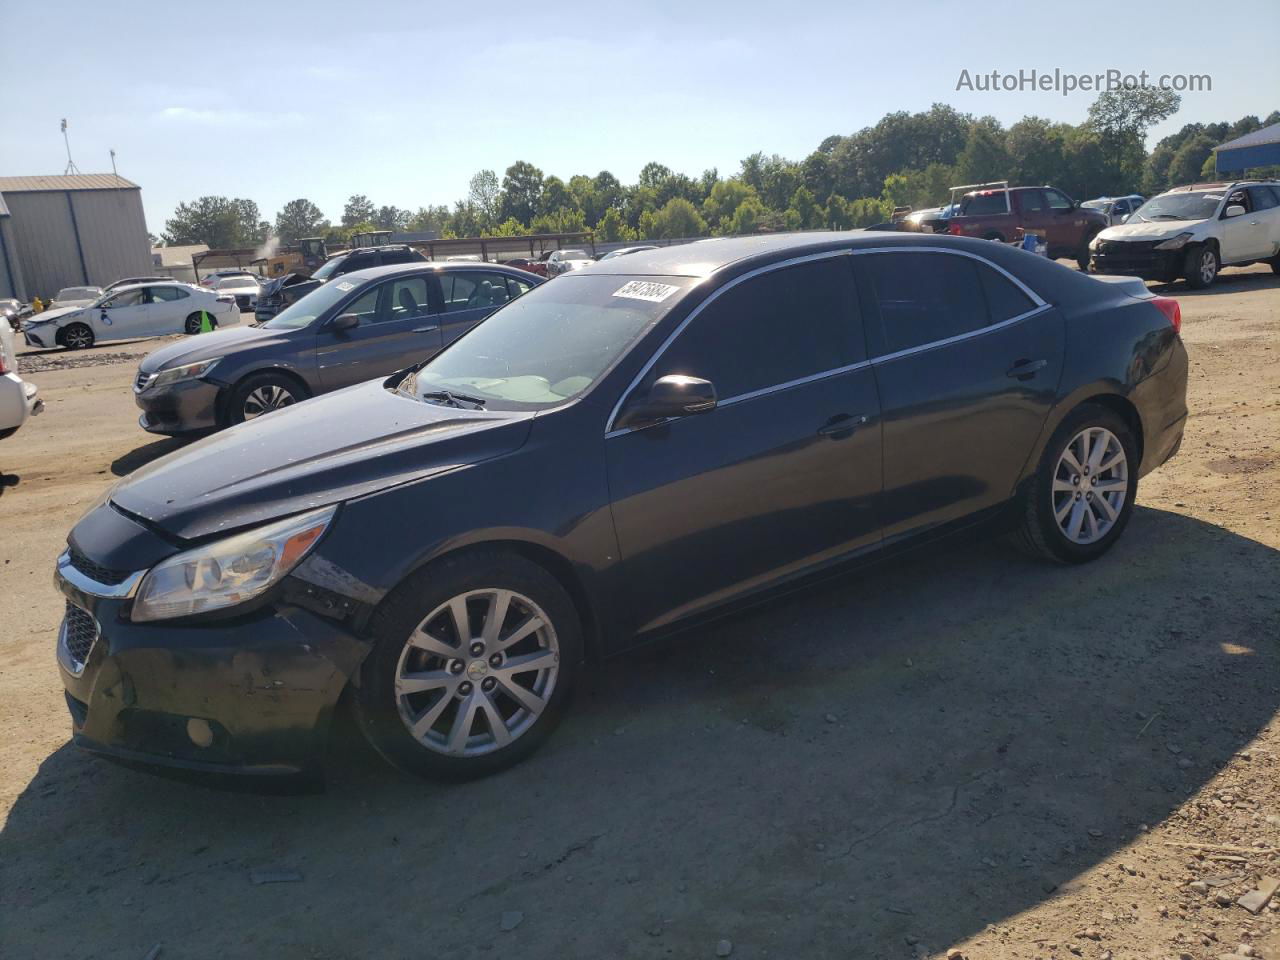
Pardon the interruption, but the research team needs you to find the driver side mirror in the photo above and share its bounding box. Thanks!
[330,313,360,333]
[1223,204,1246,219]
[616,375,717,429]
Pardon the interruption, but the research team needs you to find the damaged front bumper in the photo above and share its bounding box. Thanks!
[55,548,371,788]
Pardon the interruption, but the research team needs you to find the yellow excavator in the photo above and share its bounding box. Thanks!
[256,237,329,279]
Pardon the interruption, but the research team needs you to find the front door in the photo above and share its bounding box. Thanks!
[316,275,443,391]
[94,289,150,341]
[1043,188,1083,252]
[853,249,1064,540]
[606,254,883,636]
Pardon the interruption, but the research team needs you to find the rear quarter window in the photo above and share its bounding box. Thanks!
[962,193,1008,216]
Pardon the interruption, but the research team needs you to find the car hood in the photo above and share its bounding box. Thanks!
[1097,219,1205,242]
[26,305,87,325]
[109,379,535,541]
[259,274,296,296]
[138,324,294,373]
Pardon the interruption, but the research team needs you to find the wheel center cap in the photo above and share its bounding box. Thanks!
[467,660,488,679]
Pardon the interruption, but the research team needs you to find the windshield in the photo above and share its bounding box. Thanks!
[262,277,364,329]
[216,276,258,289]
[560,249,590,260]
[1082,200,1108,210]
[310,256,348,281]
[57,287,98,300]
[1131,192,1221,222]
[399,274,688,411]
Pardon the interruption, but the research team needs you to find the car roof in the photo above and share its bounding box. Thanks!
[331,261,542,283]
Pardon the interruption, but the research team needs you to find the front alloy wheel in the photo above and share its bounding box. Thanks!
[242,383,297,420]
[394,589,560,757]
[1185,246,1218,289]
[354,549,581,780]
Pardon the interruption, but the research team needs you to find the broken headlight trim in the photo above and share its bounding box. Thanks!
[1153,232,1194,251]
[149,357,221,390]
[131,506,336,622]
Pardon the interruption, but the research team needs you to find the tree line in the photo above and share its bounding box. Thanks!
[160,89,1279,250]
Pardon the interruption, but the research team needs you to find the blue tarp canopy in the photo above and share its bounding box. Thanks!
[1215,122,1280,174]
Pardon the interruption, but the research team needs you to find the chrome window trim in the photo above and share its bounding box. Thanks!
[56,550,145,599]
[604,249,854,436]
[603,245,1049,438]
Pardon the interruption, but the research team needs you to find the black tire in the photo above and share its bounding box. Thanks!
[225,371,309,425]
[61,322,94,350]
[1270,256,1279,276]
[1184,245,1218,289]
[983,231,1006,242]
[352,549,582,781]
[1076,233,1099,272]
[1012,403,1139,564]
[185,311,217,334]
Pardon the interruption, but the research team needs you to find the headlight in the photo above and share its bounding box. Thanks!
[148,358,221,390]
[1090,235,1104,250]
[1154,232,1194,251]
[131,506,336,621]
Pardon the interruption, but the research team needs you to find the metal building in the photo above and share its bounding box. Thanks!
[0,174,153,301]
[0,193,26,301]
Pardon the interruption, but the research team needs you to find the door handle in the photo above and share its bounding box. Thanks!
[412,325,439,333]
[1006,358,1048,380]
[817,414,868,439]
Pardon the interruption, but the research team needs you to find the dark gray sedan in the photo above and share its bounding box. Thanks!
[133,262,543,433]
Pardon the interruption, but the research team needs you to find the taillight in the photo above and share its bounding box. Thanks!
[0,341,10,375]
[1151,296,1181,335]
[948,223,961,235]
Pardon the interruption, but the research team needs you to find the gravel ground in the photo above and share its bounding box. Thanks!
[1,266,1278,960]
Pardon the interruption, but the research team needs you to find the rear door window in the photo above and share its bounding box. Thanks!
[386,276,430,322]
[439,272,517,312]
[977,263,1036,322]
[860,252,989,355]
[651,257,862,399]
[1247,186,1279,211]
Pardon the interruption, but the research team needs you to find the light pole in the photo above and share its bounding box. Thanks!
[61,118,80,175]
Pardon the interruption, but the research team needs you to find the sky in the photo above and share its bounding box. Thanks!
[3,0,1277,237]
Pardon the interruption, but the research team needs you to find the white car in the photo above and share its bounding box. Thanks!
[1091,180,1280,288]
[51,286,103,308]
[1081,194,1145,226]
[21,281,240,350]
[545,248,595,277]
[213,274,262,312]
[0,319,42,440]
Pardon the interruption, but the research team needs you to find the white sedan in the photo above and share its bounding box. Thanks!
[21,282,240,350]
[51,285,104,308]
[545,248,595,277]
[0,319,42,439]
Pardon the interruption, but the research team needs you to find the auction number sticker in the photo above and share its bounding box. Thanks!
[612,280,678,303]
[335,280,356,292]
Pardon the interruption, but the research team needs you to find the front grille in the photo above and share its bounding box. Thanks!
[68,546,133,586]
[135,370,155,393]
[1097,240,1159,255]
[234,294,254,310]
[60,601,100,675]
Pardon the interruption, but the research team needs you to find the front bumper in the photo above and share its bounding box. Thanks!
[55,554,369,787]
[22,324,54,348]
[135,377,223,434]
[1091,241,1183,281]
[0,373,41,436]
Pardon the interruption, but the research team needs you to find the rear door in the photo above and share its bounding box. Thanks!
[434,270,519,346]
[143,285,191,334]
[606,254,883,635]
[853,249,1064,540]
[315,275,443,390]
[1243,187,1280,259]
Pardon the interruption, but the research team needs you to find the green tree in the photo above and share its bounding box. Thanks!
[788,186,821,229]
[648,197,706,239]
[824,194,853,230]
[638,162,674,191]
[406,205,451,235]
[467,170,501,232]
[541,175,571,215]
[568,175,602,225]
[1168,133,1218,185]
[162,196,267,247]
[274,199,327,242]
[374,205,409,232]
[592,171,625,213]
[499,161,544,225]
[1087,87,1181,187]
[342,194,375,228]
[492,217,527,237]
[955,119,1010,185]
[594,206,634,242]
[702,180,756,232]
[1006,117,1067,189]
[728,196,766,235]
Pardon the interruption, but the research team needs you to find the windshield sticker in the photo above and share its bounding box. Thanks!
[612,280,678,303]
[334,280,356,292]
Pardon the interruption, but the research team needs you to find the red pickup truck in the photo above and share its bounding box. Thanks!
[948,185,1109,269]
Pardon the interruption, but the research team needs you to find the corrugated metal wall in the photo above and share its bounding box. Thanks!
[0,217,25,300]
[5,188,152,298]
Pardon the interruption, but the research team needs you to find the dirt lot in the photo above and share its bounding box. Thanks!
[2,266,1279,960]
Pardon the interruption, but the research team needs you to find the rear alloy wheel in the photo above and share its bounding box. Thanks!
[354,550,581,780]
[62,323,94,350]
[1184,246,1218,289]
[185,312,218,334]
[1013,404,1138,563]
[226,373,308,425]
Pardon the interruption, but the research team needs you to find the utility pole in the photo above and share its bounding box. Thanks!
[61,119,81,175]
[109,148,118,177]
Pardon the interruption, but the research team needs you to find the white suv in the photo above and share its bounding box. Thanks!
[0,319,42,440]
[1090,180,1280,288]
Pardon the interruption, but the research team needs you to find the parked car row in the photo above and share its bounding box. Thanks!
[55,231,1188,786]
